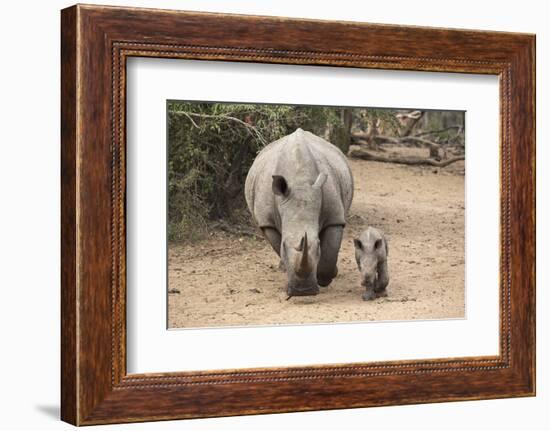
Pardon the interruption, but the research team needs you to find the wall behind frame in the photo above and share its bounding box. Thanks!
[0,0,545,430]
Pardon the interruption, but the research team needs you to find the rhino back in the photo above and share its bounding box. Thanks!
[300,130,354,214]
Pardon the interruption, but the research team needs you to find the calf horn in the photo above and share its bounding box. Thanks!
[295,233,312,278]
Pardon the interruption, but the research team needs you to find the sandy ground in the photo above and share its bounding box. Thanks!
[168,148,465,328]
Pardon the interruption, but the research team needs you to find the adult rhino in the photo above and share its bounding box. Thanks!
[245,128,354,297]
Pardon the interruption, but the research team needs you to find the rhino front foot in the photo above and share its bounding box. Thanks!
[287,285,320,297]
[375,288,388,298]
[287,279,319,297]
[362,287,376,301]
[317,266,338,287]
[318,277,333,287]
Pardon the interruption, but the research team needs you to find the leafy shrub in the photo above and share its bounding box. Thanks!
[167,102,344,242]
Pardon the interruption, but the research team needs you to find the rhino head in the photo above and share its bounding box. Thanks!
[272,172,327,297]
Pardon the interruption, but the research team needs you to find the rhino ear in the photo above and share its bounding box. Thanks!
[272,175,289,197]
[312,172,327,189]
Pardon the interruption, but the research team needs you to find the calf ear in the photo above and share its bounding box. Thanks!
[353,238,362,250]
[272,175,289,197]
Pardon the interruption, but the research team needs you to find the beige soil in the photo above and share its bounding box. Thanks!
[168,148,465,328]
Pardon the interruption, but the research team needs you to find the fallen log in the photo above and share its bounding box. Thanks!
[413,125,463,138]
[348,148,465,167]
[351,132,441,150]
[375,135,441,150]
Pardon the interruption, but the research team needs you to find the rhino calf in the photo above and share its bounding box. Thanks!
[353,227,389,301]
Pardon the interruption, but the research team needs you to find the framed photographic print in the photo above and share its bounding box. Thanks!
[61,4,535,425]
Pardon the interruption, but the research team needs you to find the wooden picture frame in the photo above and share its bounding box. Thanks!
[61,4,535,425]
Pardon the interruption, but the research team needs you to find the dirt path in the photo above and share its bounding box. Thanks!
[168,152,465,328]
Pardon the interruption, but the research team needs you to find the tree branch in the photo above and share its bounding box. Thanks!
[170,110,267,145]
[348,148,465,167]
[397,110,424,136]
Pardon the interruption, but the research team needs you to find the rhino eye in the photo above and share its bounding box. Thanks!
[374,239,382,250]
[353,239,363,250]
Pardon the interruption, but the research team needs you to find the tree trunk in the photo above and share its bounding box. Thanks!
[400,110,425,137]
[330,108,353,154]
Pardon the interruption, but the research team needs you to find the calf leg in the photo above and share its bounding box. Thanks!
[375,259,389,297]
[317,226,343,287]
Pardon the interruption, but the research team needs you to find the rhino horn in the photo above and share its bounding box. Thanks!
[295,233,312,278]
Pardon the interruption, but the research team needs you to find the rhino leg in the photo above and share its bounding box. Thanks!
[375,259,389,297]
[317,225,343,287]
[262,227,282,257]
[362,286,376,301]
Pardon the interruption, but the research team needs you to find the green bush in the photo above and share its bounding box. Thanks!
[167,102,344,242]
